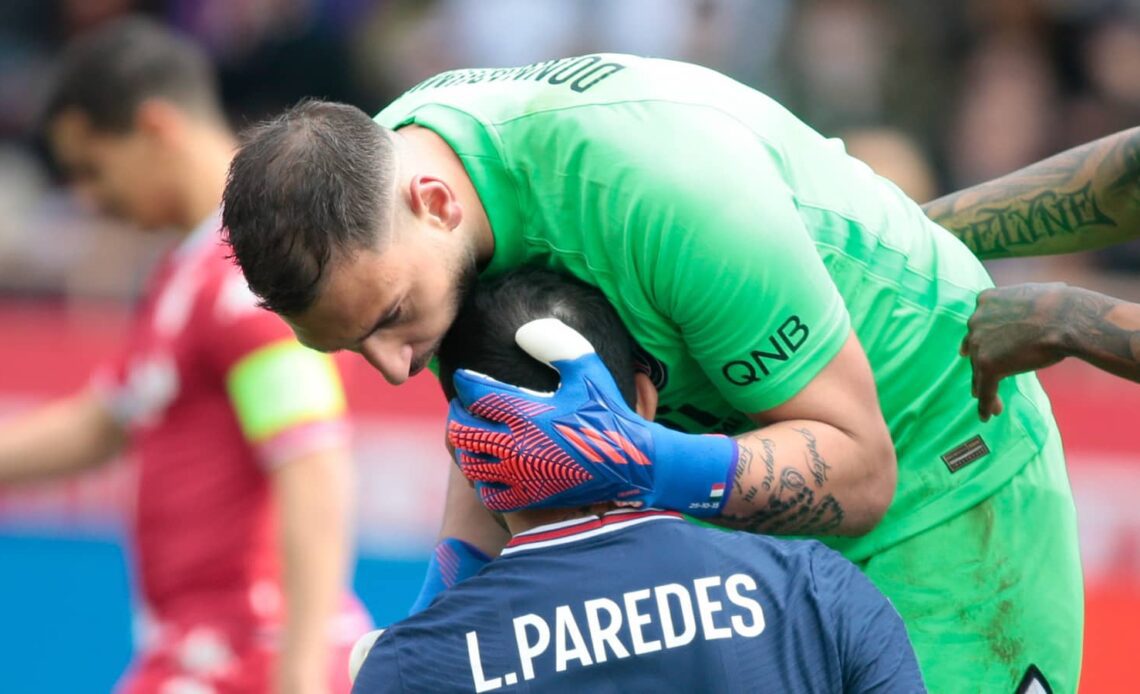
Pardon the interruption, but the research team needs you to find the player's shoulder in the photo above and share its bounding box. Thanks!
[357,579,506,690]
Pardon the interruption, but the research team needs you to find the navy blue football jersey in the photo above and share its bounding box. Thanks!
[353,510,924,693]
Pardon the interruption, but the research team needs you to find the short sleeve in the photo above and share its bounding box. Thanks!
[810,544,926,693]
[630,111,851,413]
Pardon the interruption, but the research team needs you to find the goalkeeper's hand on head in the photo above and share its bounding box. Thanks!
[446,318,740,517]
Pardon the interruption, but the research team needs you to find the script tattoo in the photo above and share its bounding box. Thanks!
[732,446,752,497]
[740,437,775,504]
[943,184,1114,257]
[721,433,844,535]
[924,127,1140,259]
[793,427,830,487]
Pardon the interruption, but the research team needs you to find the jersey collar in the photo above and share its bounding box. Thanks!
[385,104,528,280]
[501,509,684,556]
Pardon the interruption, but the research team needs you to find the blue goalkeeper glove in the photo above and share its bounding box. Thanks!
[446,318,739,517]
[408,537,491,615]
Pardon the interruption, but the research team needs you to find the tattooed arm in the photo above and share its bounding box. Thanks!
[716,426,851,536]
[961,283,1140,418]
[713,334,897,538]
[922,127,1140,259]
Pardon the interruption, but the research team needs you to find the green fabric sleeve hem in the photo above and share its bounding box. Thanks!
[721,300,853,414]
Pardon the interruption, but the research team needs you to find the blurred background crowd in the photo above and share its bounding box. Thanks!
[1,1,1139,691]
[3,0,1140,298]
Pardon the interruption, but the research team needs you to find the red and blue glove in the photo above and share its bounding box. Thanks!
[446,318,739,517]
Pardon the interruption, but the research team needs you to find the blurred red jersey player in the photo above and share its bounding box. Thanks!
[0,17,369,694]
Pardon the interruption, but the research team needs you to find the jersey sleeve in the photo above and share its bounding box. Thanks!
[810,544,926,693]
[206,268,350,467]
[629,112,851,413]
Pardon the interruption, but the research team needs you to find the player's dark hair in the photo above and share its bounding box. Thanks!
[40,16,223,133]
[438,268,639,407]
[222,100,396,316]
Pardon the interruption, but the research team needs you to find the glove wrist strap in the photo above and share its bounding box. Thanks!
[651,429,739,518]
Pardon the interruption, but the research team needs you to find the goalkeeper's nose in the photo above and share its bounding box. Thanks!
[361,335,414,385]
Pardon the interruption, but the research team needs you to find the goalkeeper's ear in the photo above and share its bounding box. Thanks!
[634,371,658,421]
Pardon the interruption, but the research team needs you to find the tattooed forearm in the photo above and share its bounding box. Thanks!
[923,127,1140,259]
[937,185,1113,258]
[732,446,752,497]
[758,437,775,491]
[721,468,845,536]
[739,437,775,504]
[721,433,846,536]
[793,427,830,487]
[1054,288,1140,382]
[964,283,1140,397]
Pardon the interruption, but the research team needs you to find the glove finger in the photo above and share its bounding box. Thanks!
[447,401,541,489]
[514,318,596,365]
[446,399,512,455]
[515,319,628,402]
[452,367,550,410]
[446,397,509,435]
[475,480,528,513]
[457,451,514,484]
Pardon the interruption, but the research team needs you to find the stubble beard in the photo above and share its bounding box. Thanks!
[409,248,479,377]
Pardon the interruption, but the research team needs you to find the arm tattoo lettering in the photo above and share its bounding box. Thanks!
[758,437,775,491]
[943,184,1114,257]
[741,437,775,504]
[721,435,845,536]
[732,445,752,497]
[793,427,830,487]
[924,127,1140,258]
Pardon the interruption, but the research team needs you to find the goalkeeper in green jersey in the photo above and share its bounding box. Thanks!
[221,55,1098,693]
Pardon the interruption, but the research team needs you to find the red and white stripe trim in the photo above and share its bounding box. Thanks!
[501,509,684,556]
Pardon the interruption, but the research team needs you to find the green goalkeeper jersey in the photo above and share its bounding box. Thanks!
[376,54,1060,561]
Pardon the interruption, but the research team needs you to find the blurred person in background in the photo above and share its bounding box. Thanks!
[842,127,938,203]
[0,17,369,694]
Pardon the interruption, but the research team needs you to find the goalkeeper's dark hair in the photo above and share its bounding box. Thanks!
[223,100,395,316]
[40,16,223,134]
[438,268,638,407]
